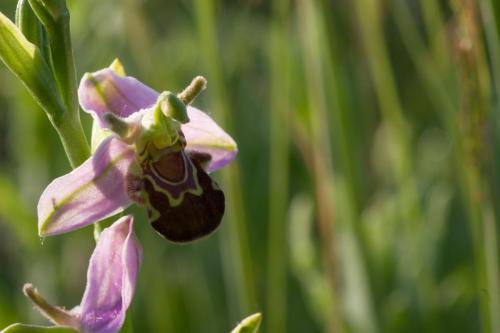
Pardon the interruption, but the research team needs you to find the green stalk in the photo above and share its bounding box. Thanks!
[392,1,500,331]
[52,112,89,168]
[193,0,257,316]
[295,0,344,331]
[477,2,500,331]
[451,2,498,331]
[388,3,456,331]
[480,0,500,198]
[420,0,450,70]
[353,0,421,227]
[266,0,290,332]
[316,0,380,331]
[447,2,497,331]
[353,1,425,322]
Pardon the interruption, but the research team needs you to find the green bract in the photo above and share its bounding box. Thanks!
[0,3,89,167]
[0,10,64,119]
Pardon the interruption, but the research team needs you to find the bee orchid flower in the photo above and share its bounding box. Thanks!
[37,62,237,242]
[22,215,142,333]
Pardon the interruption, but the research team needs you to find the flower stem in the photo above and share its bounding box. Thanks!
[354,0,425,325]
[266,0,290,332]
[54,113,90,168]
[393,1,500,331]
[296,0,349,331]
[24,0,90,169]
[193,0,257,318]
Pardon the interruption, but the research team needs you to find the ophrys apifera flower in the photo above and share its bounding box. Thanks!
[38,61,237,242]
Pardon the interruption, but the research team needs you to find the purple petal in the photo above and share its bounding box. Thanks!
[182,106,238,173]
[38,137,137,236]
[78,68,237,171]
[79,216,142,333]
[78,68,158,127]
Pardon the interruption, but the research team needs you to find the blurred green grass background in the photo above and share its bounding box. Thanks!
[0,0,500,332]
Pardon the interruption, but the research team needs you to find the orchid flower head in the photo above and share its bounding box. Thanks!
[38,61,237,242]
[23,216,142,333]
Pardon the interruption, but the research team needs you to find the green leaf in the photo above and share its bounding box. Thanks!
[28,0,78,114]
[230,313,262,333]
[0,324,78,333]
[0,11,65,121]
